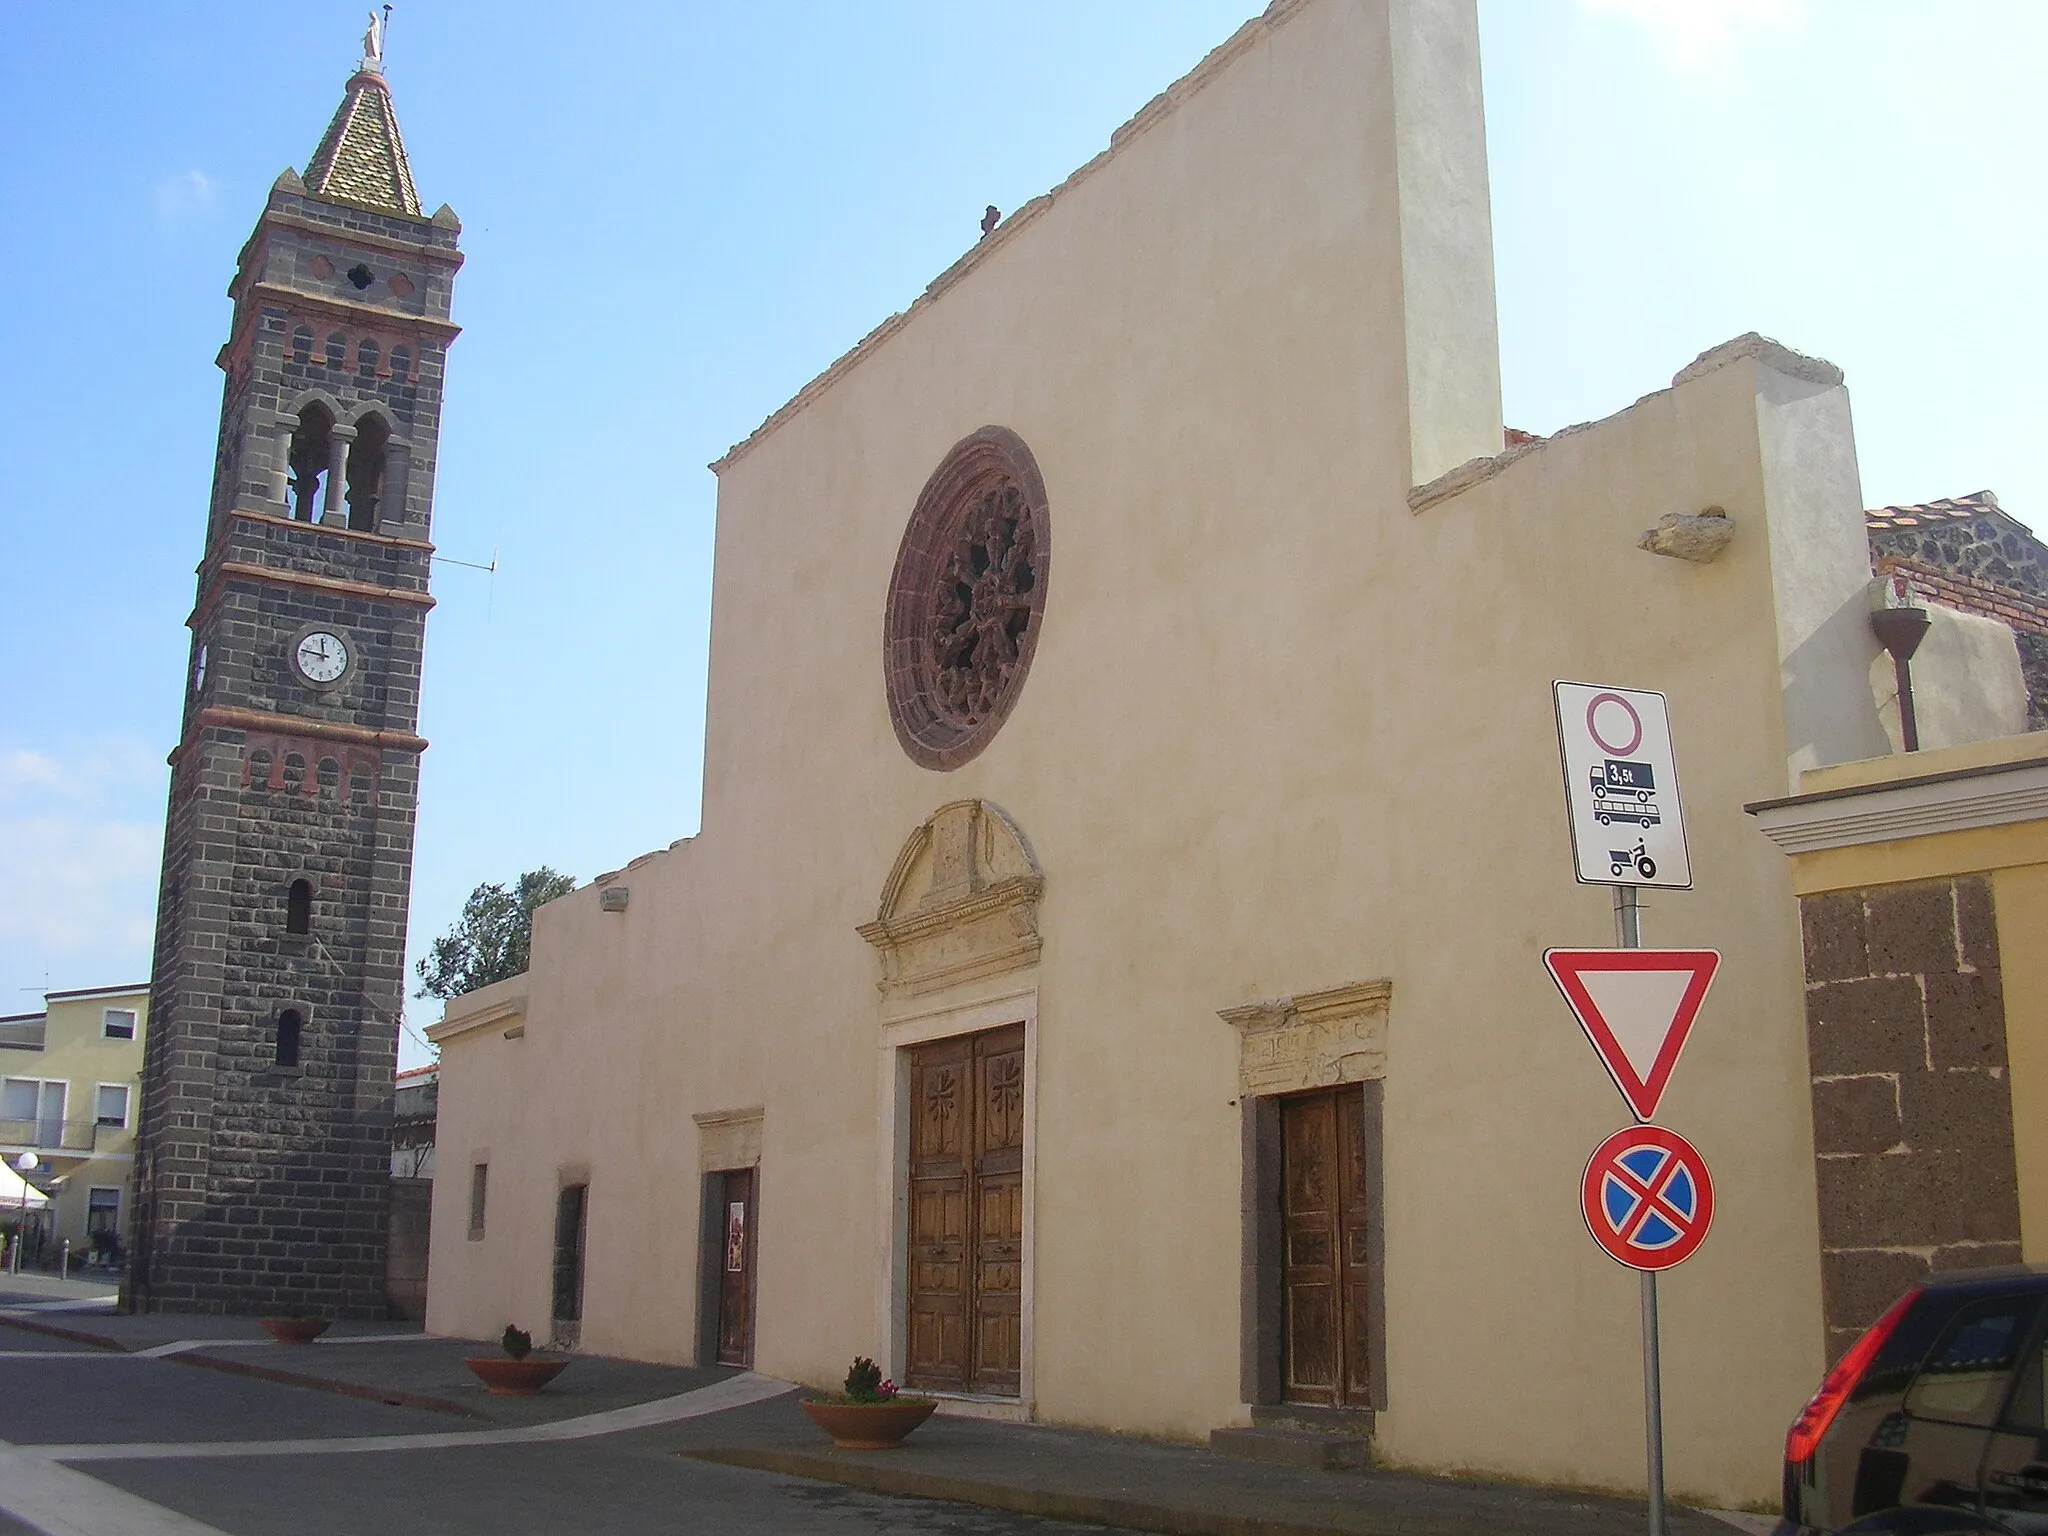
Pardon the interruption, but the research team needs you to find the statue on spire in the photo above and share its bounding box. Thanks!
[361,8,385,70]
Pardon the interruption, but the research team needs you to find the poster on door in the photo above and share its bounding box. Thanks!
[725,1202,746,1272]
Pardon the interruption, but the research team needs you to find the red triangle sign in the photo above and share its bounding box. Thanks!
[1542,948,1720,1121]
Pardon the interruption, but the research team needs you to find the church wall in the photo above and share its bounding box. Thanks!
[428,0,1888,1508]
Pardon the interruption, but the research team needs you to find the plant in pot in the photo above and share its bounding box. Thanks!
[799,1356,937,1449]
[258,1309,330,1345]
[463,1325,571,1395]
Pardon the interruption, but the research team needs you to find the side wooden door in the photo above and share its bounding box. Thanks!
[1280,1089,1375,1407]
[907,1024,1025,1395]
[715,1168,755,1367]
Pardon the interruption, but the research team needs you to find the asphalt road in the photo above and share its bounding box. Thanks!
[0,1322,1118,1536]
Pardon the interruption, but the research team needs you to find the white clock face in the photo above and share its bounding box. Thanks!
[295,631,350,686]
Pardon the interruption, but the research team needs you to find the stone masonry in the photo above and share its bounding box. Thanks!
[131,58,459,1317]
[1800,875,2020,1360]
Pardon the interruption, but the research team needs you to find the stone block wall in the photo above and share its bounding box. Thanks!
[1800,875,2020,1360]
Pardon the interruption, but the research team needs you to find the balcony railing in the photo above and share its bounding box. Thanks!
[0,1116,125,1154]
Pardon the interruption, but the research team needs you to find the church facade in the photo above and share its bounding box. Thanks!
[425,0,2035,1505]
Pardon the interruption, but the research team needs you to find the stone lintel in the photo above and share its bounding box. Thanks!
[1223,980,1391,1098]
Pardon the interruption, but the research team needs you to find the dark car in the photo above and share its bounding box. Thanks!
[1779,1265,2048,1534]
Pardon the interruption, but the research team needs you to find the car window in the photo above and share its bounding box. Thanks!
[1904,1294,2043,1428]
[2003,1338,2046,1432]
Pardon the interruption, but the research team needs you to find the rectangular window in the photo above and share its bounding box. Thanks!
[95,1084,130,1128]
[1,1077,35,1124]
[102,1009,137,1040]
[86,1188,120,1236]
[3,1079,64,1147]
[468,1163,488,1239]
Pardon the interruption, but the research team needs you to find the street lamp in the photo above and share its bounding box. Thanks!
[11,1151,39,1275]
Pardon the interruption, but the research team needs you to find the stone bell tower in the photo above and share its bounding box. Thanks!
[131,27,461,1315]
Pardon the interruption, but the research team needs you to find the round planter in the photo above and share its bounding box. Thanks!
[799,1397,938,1450]
[463,1355,570,1395]
[259,1317,330,1346]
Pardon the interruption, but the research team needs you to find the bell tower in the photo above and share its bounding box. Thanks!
[131,28,461,1315]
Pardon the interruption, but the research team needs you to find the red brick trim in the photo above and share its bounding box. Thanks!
[187,563,434,635]
[1876,555,2048,638]
[245,282,461,341]
[192,706,427,754]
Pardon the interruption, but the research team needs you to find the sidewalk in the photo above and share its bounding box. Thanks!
[0,1303,1772,1536]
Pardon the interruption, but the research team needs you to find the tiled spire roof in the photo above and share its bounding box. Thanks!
[303,66,421,218]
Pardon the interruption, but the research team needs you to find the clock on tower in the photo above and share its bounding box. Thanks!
[130,36,462,1317]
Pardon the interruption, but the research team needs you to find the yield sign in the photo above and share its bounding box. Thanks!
[1542,948,1720,1121]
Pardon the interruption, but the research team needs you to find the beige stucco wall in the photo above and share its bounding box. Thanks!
[422,0,1919,1507]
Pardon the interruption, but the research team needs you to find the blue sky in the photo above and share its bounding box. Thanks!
[2,1,2042,1066]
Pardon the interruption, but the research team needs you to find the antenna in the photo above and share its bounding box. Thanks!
[432,549,497,575]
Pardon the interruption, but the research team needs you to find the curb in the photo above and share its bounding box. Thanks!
[687,1445,1475,1536]
[171,1351,490,1421]
[0,1312,486,1421]
[0,1315,128,1352]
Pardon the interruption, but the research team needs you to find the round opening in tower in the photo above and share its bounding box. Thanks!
[883,427,1051,771]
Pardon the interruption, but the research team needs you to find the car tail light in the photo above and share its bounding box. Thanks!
[1784,1288,1920,1464]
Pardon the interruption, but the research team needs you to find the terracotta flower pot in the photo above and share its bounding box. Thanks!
[799,1396,938,1449]
[463,1354,570,1395]
[259,1317,330,1345]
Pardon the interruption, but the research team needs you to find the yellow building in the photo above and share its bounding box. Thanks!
[0,983,149,1267]
[425,0,2040,1507]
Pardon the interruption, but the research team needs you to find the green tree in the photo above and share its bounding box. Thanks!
[414,867,577,1000]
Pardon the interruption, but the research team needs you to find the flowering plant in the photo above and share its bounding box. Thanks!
[806,1355,925,1405]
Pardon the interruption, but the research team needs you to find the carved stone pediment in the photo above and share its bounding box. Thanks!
[858,800,1042,1001]
[1220,979,1390,1097]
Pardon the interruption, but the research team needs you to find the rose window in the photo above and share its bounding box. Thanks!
[884,427,1050,770]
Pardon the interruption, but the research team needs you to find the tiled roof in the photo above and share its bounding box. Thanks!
[1865,490,2003,531]
[303,67,421,218]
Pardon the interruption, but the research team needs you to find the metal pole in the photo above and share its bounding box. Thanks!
[1614,885,1666,1536]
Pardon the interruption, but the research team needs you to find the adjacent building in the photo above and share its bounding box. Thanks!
[0,984,149,1265]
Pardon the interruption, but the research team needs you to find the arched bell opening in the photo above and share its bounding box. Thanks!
[288,403,335,522]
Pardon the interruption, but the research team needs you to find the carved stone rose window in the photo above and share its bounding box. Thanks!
[885,427,1051,770]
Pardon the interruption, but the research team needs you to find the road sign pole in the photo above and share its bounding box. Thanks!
[1613,884,1666,1536]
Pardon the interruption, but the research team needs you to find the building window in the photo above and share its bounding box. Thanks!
[95,1084,130,1129]
[275,1009,303,1068]
[883,427,1052,770]
[286,879,312,935]
[86,1188,121,1237]
[468,1163,488,1239]
[103,1008,137,1040]
[3,1078,65,1147]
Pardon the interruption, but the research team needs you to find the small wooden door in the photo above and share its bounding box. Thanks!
[552,1183,588,1327]
[715,1169,756,1367]
[1280,1089,1375,1407]
[906,1024,1024,1396]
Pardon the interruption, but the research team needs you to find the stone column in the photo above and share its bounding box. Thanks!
[268,417,298,510]
[380,440,411,533]
[322,424,357,526]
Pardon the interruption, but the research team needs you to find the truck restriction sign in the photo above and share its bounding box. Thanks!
[1553,681,1693,889]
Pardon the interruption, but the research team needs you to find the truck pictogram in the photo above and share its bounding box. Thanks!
[1591,759,1660,827]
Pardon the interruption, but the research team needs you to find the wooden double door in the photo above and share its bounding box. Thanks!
[1280,1088,1377,1407]
[906,1024,1024,1396]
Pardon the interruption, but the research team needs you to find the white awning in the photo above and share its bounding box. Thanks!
[0,1162,51,1209]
